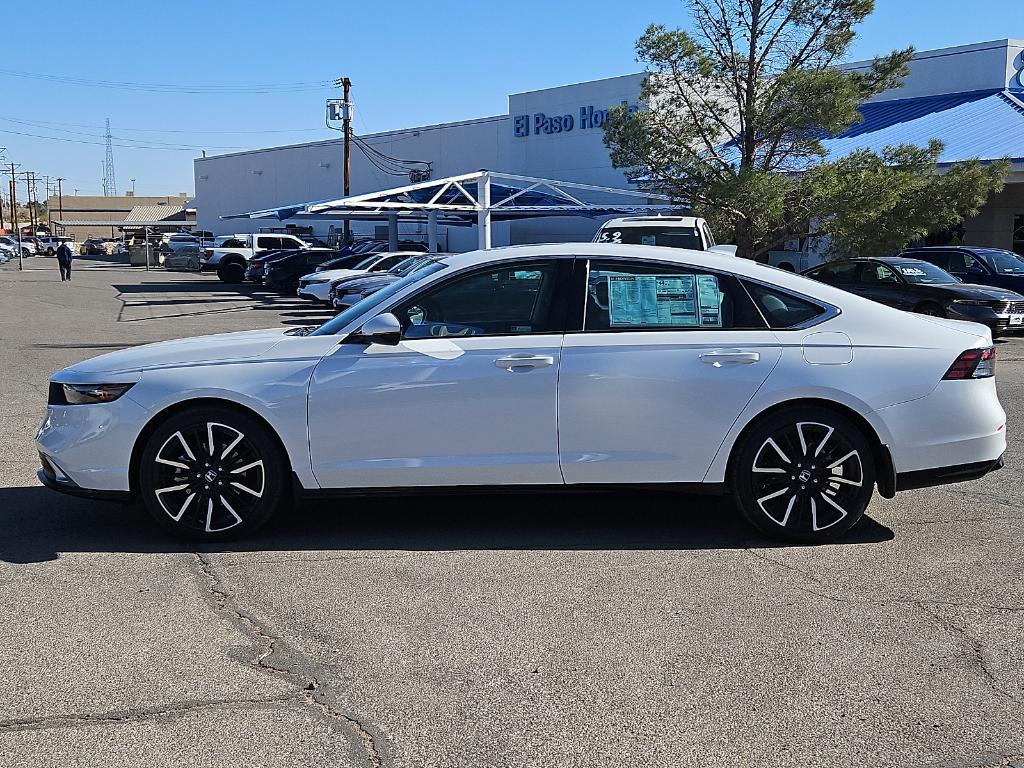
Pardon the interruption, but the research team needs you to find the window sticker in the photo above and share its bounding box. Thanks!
[640,235,657,246]
[607,274,723,328]
[896,266,926,276]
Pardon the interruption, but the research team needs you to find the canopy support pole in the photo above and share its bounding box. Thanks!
[427,210,438,253]
[477,171,491,250]
[387,213,398,251]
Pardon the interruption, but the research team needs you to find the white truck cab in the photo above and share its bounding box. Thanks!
[201,233,310,283]
[593,216,736,255]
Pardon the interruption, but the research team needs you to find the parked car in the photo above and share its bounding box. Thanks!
[79,238,108,256]
[201,233,311,283]
[264,249,348,293]
[164,251,203,272]
[296,251,423,304]
[243,250,290,284]
[37,243,1005,543]
[36,236,73,256]
[330,255,444,310]
[802,257,1024,337]
[0,235,36,257]
[593,216,737,255]
[900,247,1024,291]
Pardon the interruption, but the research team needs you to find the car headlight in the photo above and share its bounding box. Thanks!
[51,382,136,405]
[952,300,994,307]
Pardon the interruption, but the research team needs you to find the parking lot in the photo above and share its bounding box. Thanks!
[1,256,1022,767]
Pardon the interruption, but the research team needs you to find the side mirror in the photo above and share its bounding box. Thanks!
[355,312,402,346]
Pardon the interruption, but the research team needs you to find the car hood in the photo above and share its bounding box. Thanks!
[302,268,366,282]
[946,283,1024,301]
[53,328,293,380]
[339,275,398,293]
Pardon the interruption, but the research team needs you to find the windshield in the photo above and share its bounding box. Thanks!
[596,225,702,249]
[353,255,382,270]
[310,261,447,336]
[889,261,957,284]
[978,249,1024,274]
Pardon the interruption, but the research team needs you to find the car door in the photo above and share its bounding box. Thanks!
[852,262,915,309]
[558,258,783,484]
[307,259,572,489]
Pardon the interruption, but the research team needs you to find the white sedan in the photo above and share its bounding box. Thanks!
[296,251,423,303]
[38,243,1006,542]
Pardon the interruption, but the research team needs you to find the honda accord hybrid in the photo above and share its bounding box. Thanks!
[37,243,1006,542]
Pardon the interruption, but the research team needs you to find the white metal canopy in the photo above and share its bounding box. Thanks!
[223,170,682,251]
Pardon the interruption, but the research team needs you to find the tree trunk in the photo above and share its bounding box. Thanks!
[734,218,760,261]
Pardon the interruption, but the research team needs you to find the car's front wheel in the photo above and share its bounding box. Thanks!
[138,406,288,540]
[732,406,875,543]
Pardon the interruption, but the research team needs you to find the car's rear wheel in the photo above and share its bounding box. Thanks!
[732,406,875,543]
[46,247,54,256]
[138,406,288,540]
[217,259,246,283]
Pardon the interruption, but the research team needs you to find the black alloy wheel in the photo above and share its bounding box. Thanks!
[138,406,287,540]
[733,406,875,543]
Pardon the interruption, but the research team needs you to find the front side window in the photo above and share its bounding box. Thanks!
[808,262,859,283]
[859,263,899,283]
[393,262,564,338]
[584,261,764,331]
[978,248,1024,275]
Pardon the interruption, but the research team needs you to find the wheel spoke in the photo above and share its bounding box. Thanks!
[205,495,243,533]
[814,492,848,531]
[170,493,196,522]
[230,480,263,498]
[220,431,244,460]
[828,450,858,470]
[230,460,263,475]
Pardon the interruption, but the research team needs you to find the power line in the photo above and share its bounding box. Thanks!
[0,67,333,93]
[0,127,238,152]
[0,114,325,135]
[0,116,249,149]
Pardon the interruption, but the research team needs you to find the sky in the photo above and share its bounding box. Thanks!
[0,0,1018,201]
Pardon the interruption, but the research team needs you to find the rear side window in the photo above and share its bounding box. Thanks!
[584,261,765,331]
[744,282,827,329]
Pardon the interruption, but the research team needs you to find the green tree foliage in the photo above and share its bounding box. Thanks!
[603,0,1009,260]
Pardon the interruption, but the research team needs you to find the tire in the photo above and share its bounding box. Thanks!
[217,259,246,283]
[137,405,289,541]
[46,247,55,257]
[732,406,875,543]
[915,302,946,318]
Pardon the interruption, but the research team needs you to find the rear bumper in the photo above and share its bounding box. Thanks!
[896,454,1004,492]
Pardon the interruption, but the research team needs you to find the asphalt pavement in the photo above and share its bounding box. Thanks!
[0,255,1021,768]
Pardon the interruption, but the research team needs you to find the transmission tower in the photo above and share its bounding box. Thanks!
[102,118,117,196]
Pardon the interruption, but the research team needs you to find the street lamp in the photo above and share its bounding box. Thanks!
[130,178,136,195]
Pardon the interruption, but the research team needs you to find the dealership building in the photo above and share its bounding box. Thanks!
[194,38,1024,254]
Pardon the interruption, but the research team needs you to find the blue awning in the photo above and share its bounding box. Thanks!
[822,89,1024,166]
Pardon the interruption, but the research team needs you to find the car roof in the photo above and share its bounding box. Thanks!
[600,216,700,228]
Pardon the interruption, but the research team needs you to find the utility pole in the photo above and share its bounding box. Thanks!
[56,178,64,234]
[8,162,23,270]
[341,77,352,246]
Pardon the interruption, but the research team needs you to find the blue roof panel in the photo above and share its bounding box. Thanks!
[821,90,1024,165]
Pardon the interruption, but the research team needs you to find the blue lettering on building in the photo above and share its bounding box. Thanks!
[513,102,638,138]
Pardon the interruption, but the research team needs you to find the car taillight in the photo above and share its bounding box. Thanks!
[944,347,996,380]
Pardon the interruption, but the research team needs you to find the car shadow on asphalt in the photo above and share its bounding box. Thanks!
[0,486,894,565]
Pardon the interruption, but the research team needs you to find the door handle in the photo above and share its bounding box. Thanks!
[494,354,554,371]
[700,350,760,366]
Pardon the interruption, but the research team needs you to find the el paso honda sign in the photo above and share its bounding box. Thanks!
[513,102,640,137]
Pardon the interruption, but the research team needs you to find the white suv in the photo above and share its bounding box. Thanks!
[594,216,736,255]
[201,233,310,283]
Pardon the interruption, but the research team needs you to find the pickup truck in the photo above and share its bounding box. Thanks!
[201,233,311,283]
[594,216,736,255]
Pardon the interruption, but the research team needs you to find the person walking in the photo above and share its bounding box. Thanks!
[56,241,74,282]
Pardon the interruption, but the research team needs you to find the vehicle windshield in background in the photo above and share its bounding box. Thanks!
[311,261,447,336]
[890,261,958,284]
[979,248,1024,274]
[597,226,702,249]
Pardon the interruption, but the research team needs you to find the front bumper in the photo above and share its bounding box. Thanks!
[297,282,331,301]
[37,463,131,502]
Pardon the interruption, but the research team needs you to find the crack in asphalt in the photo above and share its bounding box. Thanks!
[743,549,1024,711]
[193,552,384,768]
[917,604,1023,708]
[0,694,302,733]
